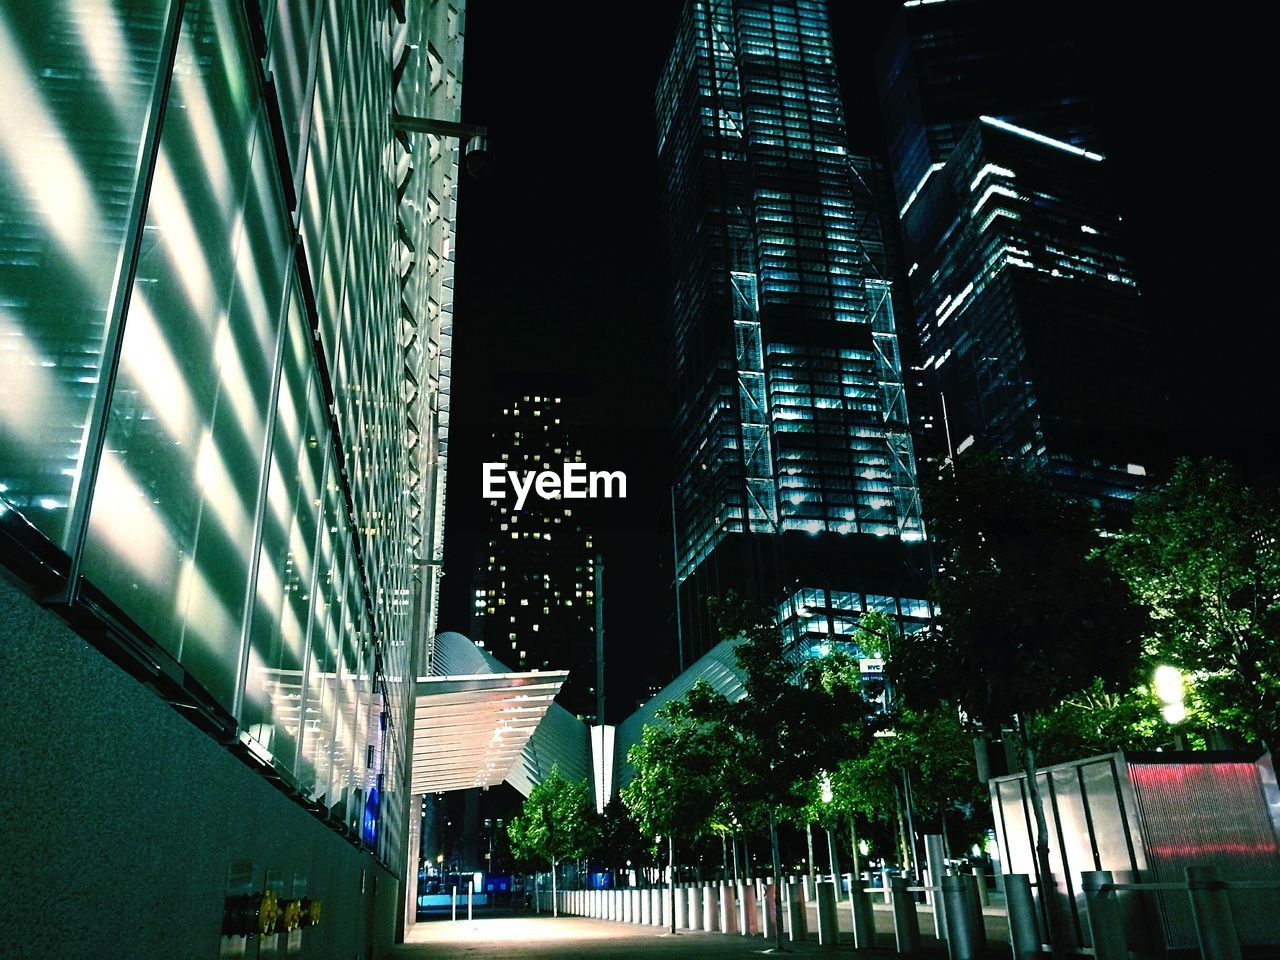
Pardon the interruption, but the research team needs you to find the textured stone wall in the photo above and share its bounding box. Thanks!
[0,575,400,959]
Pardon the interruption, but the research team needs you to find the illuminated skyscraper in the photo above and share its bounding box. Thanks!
[878,0,1162,508]
[469,393,599,719]
[0,0,464,953]
[657,0,931,663]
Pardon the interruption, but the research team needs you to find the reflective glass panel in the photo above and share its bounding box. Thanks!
[0,0,171,546]
[240,284,326,767]
[82,0,289,709]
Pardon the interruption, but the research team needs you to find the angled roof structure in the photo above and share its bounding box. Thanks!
[410,632,567,794]
[614,637,747,788]
[410,632,747,801]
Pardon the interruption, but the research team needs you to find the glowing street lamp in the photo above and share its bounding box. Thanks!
[819,771,838,882]
[1153,665,1186,725]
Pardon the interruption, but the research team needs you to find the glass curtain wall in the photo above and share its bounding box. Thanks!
[0,0,453,868]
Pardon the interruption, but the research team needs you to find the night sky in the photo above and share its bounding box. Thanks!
[437,2,1280,718]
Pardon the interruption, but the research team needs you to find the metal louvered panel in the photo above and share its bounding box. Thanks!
[1129,759,1280,949]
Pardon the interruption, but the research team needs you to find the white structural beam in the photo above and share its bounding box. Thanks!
[410,667,568,794]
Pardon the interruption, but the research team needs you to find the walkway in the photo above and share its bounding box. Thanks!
[388,912,948,959]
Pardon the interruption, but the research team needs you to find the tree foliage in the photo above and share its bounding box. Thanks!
[1032,678,1166,765]
[507,766,599,870]
[591,799,652,873]
[694,594,878,820]
[620,695,724,843]
[890,456,1146,727]
[1108,458,1280,749]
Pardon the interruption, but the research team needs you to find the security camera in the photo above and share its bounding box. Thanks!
[464,134,492,180]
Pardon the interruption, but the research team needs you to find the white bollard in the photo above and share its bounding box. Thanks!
[719,882,736,934]
[786,880,808,942]
[687,885,703,930]
[759,881,777,939]
[1186,866,1243,960]
[816,879,838,947]
[737,881,758,935]
[703,883,719,932]
[849,881,876,950]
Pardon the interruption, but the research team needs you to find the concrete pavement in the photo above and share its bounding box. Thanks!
[389,912,949,959]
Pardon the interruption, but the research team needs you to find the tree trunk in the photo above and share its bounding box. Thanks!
[901,770,919,879]
[805,822,817,879]
[551,858,559,917]
[894,784,912,875]
[1017,713,1065,960]
[731,834,740,884]
[769,809,787,952]
[849,816,863,887]
[722,833,730,882]
[668,835,677,935]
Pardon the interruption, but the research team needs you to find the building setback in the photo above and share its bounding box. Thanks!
[0,0,464,954]
[877,0,1164,509]
[657,0,932,665]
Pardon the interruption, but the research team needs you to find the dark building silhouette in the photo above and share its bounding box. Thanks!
[469,392,599,719]
[877,0,1165,509]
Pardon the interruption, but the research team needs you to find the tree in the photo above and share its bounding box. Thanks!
[591,799,652,883]
[1032,678,1166,765]
[507,766,599,917]
[1108,458,1280,750]
[818,703,986,878]
[889,456,1146,960]
[621,695,725,933]
[683,594,878,951]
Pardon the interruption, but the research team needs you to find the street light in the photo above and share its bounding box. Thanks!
[820,771,839,885]
[1153,665,1186,725]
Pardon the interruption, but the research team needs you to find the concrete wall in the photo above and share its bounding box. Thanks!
[0,575,401,959]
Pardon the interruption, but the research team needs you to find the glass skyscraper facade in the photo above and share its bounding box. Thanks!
[877,0,1161,508]
[658,0,930,662]
[1,0,463,951]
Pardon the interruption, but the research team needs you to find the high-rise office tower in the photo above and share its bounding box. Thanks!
[469,393,599,719]
[657,0,931,664]
[0,0,464,954]
[877,0,1161,508]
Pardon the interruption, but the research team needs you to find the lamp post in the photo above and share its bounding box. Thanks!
[821,772,839,884]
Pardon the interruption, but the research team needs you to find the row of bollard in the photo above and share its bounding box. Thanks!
[549,880,820,942]
[548,876,888,950]
[547,863,1258,959]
